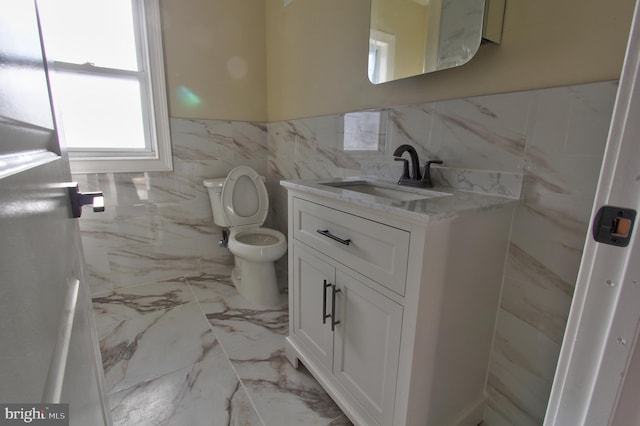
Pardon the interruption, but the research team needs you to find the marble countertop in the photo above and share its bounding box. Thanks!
[280,177,519,223]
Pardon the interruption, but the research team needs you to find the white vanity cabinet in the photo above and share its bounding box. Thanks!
[283,186,514,426]
[292,243,403,425]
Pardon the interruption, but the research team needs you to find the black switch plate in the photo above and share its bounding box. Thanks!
[592,205,636,247]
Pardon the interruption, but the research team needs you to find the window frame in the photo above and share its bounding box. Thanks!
[368,29,396,84]
[44,0,172,174]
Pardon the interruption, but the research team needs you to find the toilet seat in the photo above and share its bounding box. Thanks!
[221,166,269,229]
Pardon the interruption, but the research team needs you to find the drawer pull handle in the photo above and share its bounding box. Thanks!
[317,229,351,246]
[322,280,332,324]
[331,284,341,331]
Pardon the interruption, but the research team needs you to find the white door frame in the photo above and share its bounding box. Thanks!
[545,0,640,424]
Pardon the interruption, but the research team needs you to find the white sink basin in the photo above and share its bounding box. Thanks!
[320,181,451,202]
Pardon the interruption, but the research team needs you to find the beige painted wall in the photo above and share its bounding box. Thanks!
[159,0,634,122]
[160,0,267,121]
[266,0,635,121]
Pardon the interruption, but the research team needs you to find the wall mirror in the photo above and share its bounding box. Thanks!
[368,0,498,84]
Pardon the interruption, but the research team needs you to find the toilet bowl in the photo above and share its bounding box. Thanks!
[203,166,287,307]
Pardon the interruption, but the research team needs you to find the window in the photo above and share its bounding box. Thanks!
[37,0,171,173]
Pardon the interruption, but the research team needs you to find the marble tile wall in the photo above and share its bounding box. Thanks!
[75,118,268,296]
[267,81,618,425]
[77,80,617,425]
[484,82,617,426]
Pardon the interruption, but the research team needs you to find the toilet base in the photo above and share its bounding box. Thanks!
[231,258,287,307]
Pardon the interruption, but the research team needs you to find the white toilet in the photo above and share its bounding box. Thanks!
[203,166,287,307]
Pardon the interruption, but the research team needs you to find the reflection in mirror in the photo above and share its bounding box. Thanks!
[369,0,486,84]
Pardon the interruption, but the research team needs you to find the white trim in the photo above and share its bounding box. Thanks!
[42,279,79,403]
[544,0,640,424]
[140,0,172,172]
[368,29,396,84]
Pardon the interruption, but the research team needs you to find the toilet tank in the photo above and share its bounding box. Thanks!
[203,178,229,227]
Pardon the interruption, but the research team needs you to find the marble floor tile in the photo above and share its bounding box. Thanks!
[189,275,346,425]
[93,273,350,426]
[92,277,195,323]
[191,273,289,360]
[109,341,262,426]
[232,351,345,425]
[93,280,217,394]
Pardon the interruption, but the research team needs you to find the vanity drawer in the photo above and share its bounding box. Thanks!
[293,197,409,295]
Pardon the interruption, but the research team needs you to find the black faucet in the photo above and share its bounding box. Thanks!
[421,160,444,188]
[392,144,443,188]
[393,144,422,182]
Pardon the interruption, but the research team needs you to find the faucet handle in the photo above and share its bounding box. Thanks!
[394,157,411,179]
[421,160,443,188]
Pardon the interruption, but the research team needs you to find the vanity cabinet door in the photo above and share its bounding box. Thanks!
[333,269,403,426]
[291,244,335,371]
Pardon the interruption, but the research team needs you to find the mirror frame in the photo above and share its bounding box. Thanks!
[368,0,504,84]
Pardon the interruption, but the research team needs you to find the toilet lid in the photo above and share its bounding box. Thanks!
[221,166,269,228]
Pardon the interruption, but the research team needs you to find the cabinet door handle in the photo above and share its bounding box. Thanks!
[331,284,341,331]
[322,280,332,324]
[317,229,351,246]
